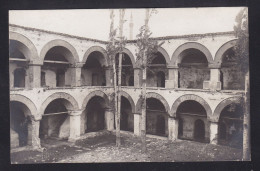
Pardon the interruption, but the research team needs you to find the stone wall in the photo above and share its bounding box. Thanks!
[179,67,210,89]
[179,115,209,142]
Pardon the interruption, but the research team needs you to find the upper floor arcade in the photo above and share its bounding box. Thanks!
[9,24,246,92]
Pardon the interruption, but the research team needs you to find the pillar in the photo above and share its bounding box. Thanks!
[209,121,218,144]
[168,117,178,141]
[68,110,82,142]
[203,64,221,90]
[105,66,113,87]
[134,68,142,88]
[28,63,42,89]
[105,108,114,130]
[165,66,178,88]
[134,113,141,136]
[69,63,84,87]
[30,114,42,150]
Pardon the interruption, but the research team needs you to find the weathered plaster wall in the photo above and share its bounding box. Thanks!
[146,111,168,137]
[179,115,209,142]
[179,67,210,89]
[221,67,245,90]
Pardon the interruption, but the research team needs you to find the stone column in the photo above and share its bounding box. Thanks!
[68,110,82,142]
[168,117,179,141]
[105,108,114,130]
[28,63,42,89]
[203,64,221,90]
[209,121,218,144]
[134,113,141,136]
[134,68,142,88]
[30,114,42,150]
[105,66,113,87]
[69,63,84,87]
[165,66,178,88]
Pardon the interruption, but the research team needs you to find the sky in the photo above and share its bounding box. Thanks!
[9,7,244,41]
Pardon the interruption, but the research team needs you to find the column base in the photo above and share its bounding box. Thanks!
[134,113,141,136]
[203,81,221,90]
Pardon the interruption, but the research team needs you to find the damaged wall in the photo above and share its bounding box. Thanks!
[179,115,209,142]
[146,111,168,137]
[179,67,210,89]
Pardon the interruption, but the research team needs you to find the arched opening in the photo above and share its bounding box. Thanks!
[176,100,209,142]
[41,46,73,88]
[220,48,245,90]
[178,118,183,137]
[84,96,106,132]
[39,99,70,142]
[128,75,134,86]
[14,68,26,88]
[157,71,165,87]
[115,53,134,86]
[10,101,32,148]
[218,103,243,148]
[147,52,167,87]
[194,119,205,142]
[41,71,46,87]
[178,49,210,89]
[82,51,106,86]
[9,40,29,88]
[120,96,134,132]
[146,98,168,137]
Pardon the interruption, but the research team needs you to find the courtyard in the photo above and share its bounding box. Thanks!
[11,131,242,163]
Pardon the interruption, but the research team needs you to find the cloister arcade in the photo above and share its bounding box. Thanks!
[9,25,246,151]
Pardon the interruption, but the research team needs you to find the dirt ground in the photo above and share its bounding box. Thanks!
[11,131,242,164]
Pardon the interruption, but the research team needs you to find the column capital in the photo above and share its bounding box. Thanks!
[133,67,142,70]
[30,114,42,121]
[104,107,113,112]
[68,110,83,116]
[208,63,221,69]
[167,65,179,69]
[133,112,141,115]
[104,65,113,70]
[29,60,43,66]
[70,62,85,68]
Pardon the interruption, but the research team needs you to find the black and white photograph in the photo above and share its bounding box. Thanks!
[8,7,250,163]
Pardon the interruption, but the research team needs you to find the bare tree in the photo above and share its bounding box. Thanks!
[135,9,163,152]
[106,9,126,147]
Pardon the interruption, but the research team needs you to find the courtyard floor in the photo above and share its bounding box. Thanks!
[11,131,242,163]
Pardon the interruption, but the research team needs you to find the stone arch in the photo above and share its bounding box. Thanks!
[83,46,109,66]
[117,47,136,67]
[135,92,170,114]
[120,91,135,113]
[157,47,171,66]
[40,39,79,64]
[82,90,110,109]
[10,94,37,116]
[214,39,238,65]
[39,92,79,115]
[134,47,170,67]
[9,31,39,62]
[211,96,242,122]
[171,42,213,66]
[171,94,212,117]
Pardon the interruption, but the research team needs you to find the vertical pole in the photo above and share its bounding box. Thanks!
[116,9,125,147]
[141,8,150,152]
[243,71,250,160]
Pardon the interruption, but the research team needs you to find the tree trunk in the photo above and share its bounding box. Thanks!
[141,61,147,152]
[243,71,250,160]
[115,9,125,147]
[140,8,150,153]
[116,52,122,147]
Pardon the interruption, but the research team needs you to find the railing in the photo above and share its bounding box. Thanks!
[10,85,244,95]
